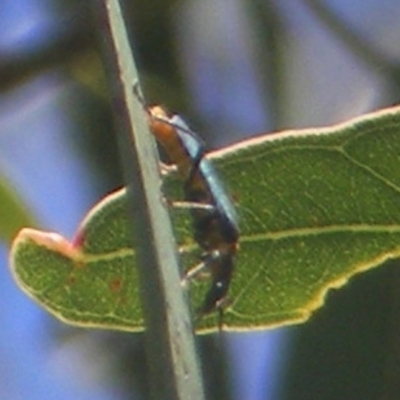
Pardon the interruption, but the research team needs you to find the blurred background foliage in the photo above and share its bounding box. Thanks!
[1,0,400,399]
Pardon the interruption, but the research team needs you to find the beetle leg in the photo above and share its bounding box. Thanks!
[159,162,178,176]
[181,250,220,286]
[170,201,215,211]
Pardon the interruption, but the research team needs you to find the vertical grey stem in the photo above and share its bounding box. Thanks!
[95,1,206,399]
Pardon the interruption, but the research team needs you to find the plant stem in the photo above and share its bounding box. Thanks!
[95,1,206,399]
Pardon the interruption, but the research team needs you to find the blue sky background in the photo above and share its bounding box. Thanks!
[0,0,400,399]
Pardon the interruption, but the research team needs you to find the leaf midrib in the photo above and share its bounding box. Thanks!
[243,223,400,242]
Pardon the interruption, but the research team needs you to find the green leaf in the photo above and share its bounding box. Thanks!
[10,190,141,330]
[9,106,400,333]
[0,176,35,244]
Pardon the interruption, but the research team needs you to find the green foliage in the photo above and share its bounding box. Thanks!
[9,106,400,333]
[0,177,35,244]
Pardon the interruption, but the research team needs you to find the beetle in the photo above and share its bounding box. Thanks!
[148,106,240,325]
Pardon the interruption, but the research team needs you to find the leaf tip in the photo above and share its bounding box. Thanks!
[11,228,78,260]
